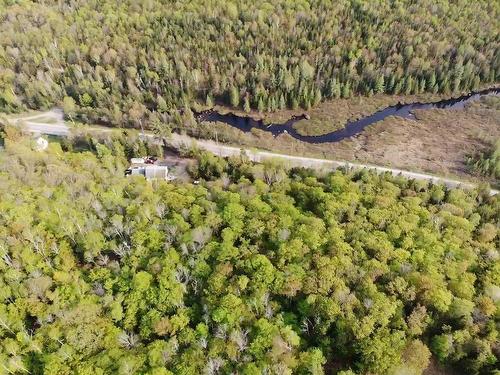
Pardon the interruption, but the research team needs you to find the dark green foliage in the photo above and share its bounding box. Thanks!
[0,0,498,126]
[0,132,498,374]
[467,138,500,181]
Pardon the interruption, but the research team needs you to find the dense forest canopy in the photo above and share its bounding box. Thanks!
[0,0,499,127]
[0,128,498,374]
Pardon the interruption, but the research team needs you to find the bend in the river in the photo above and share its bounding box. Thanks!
[196,87,500,144]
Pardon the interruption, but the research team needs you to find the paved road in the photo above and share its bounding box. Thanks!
[5,109,498,195]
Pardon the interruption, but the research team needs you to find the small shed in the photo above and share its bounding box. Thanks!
[131,157,145,164]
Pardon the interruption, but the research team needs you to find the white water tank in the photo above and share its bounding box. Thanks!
[34,137,48,151]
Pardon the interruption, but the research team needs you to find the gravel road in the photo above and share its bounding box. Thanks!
[6,109,497,195]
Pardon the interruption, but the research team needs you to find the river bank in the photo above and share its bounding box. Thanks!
[194,94,500,187]
[206,86,499,136]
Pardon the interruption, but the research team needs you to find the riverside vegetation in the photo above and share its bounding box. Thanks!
[0,127,498,374]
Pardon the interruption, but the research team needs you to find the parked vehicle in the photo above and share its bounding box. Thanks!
[145,156,158,164]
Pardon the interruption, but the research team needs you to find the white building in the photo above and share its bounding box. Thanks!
[126,156,176,181]
[128,164,173,181]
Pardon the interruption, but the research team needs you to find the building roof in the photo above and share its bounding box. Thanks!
[131,157,145,164]
[144,165,169,180]
[128,165,170,180]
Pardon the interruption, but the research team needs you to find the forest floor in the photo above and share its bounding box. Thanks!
[423,360,455,375]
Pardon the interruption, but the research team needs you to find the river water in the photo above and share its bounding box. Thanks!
[196,88,499,144]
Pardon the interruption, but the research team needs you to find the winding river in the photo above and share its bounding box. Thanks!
[197,87,500,144]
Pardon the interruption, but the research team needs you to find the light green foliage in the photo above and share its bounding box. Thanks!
[0,130,498,374]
